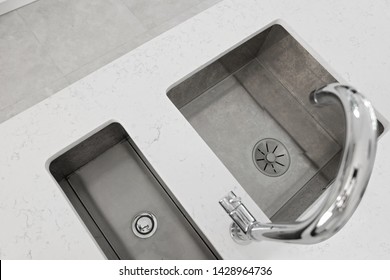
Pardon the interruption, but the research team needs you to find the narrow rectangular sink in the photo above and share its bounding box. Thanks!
[167,24,385,222]
[49,123,216,260]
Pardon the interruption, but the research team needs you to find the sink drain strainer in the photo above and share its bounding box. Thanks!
[132,212,157,238]
[253,138,290,177]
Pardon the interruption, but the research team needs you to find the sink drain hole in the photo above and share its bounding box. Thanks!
[253,138,290,177]
[132,212,157,238]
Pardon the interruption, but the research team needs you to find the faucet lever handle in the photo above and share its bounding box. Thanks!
[220,191,256,234]
[220,191,241,212]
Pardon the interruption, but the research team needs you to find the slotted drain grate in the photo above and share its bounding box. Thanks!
[253,138,290,177]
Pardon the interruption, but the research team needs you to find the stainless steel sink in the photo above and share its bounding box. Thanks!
[49,123,217,260]
[167,24,385,223]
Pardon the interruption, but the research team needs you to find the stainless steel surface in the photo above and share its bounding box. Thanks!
[168,25,339,220]
[49,123,216,260]
[220,83,378,244]
[177,72,322,218]
[253,138,290,176]
[168,24,385,222]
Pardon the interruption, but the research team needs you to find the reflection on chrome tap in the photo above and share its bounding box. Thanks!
[220,83,378,244]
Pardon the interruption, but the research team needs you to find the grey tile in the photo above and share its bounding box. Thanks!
[144,0,223,37]
[17,0,147,75]
[0,10,24,36]
[146,5,201,37]
[1,0,222,123]
[121,0,201,30]
[0,11,65,113]
[65,32,153,84]
[197,0,222,8]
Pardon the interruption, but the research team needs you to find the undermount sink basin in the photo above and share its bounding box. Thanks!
[167,24,385,222]
[49,123,216,260]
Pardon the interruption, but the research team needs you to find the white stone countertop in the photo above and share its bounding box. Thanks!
[1,0,390,259]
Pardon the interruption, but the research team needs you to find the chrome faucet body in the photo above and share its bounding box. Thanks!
[220,83,378,244]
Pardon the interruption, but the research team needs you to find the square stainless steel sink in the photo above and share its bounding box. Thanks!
[167,24,385,222]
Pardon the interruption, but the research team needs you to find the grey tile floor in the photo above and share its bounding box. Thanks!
[0,0,221,123]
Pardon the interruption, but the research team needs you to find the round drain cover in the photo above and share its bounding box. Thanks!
[132,212,157,238]
[253,138,290,177]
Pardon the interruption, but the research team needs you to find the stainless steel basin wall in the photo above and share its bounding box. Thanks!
[49,123,217,260]
[167,24,385,222]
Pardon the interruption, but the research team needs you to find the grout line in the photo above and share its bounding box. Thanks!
[62,31,153,84]
[13,0,222,88]
[0,75,68,112]
[15,8,66,78]
[16,0,149,79]
[64,0,219,83]
[2,0,223,118]
[14,8,71,78]
[118,0,149,31]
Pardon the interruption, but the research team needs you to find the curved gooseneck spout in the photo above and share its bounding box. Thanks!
[220,83,378,244]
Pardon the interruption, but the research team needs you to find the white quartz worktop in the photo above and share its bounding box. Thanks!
[1,0,390,259]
